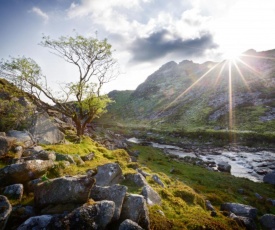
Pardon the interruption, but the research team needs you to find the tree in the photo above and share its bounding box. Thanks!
[0,34,118,136]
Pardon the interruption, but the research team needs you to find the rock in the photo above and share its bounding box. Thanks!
[0,132,6,137]
[263,170,275,185]
[220,203,257,219]
[119,219,144,230]
[141,185,162,205]
[7,130,34,148]
[90,184,127,221]
[237,188,245,194]
[3,184,24,201]
[137,169,151,178]
[23,150,56,161]
[94,163,123,186]
[0,160,54,186]
[260,214,275,230]
[152,174,165,187]
[205,200,215,212]
[14,146,23,159]
[0,136,16,157]
[125,173,148,187]
[72,154,85,166]
[27,178,43,193]
[81,152,95,161]
[229,213,256,230]
[41,203,80,215]
[17,215,53,230]
[22,146,44,157]
[0,195,12,230]
[120,194,150,230]
[48,201,115,230]
[8,205,36,229]
[267,199,275,206]
[55,153,75,164]
[34,176,95,208]
[31,112,65,145]
[217,161,231,173]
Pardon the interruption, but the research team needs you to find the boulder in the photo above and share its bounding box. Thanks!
[0,195,12,230]
[31,112,65,145]
[260,214,275,230]
[48,201,115,230]
[17,215,53,230]
[229,213,256,230]
[0,160,54,186]
[263,171,275,185]
[81,152,95,161]
[94,163,123,186]
[217,161,231,173]
[7,205,36,229]
[90,185,127,221]
[72,154,85,166]
[22,146,44,157]
[152,174,165,187]
[137,169,151,178]
[0,136,16,157]
[23,151,56,161]
[55,153,75,164]
[141,185,162,205]
[34,176,95,207]
[125,173,148,187]
[120,194,150,230]
[3,184,24,201]
[220,203,257,219]
[7,130,34,148]
[119,219,144,230]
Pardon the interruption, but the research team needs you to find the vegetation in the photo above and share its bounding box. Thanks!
[0,34,118,136]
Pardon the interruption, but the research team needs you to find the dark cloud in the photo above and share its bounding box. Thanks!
[129,30,218,63]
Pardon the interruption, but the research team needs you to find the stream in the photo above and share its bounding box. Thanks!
[127,137,275,182]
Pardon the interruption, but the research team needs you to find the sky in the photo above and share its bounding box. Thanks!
[1,0,275,93]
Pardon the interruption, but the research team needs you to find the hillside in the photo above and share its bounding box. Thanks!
[99,49,275,144]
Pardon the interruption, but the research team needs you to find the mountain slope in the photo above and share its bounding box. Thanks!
[101,49,275,134]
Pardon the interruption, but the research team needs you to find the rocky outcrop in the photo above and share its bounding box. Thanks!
[120,194,150,230]
[263,170,275,185]
[260,214,275,230]
[34,176,95,207]
[0,160,54,186]
[220,203,258,219]
[7,130,34,148]
[0,195,12,230]
[125,173,147,187]
[94,163,123,186]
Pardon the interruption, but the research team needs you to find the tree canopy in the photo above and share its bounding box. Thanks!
[0,34,118,136]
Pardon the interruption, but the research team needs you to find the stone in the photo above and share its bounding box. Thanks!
[48,201,115,230]
[3,184,24,201]
[220,203,257,219]
[72,154,85,166]
[152,174,165,187]
[217,161,231,173]
[22,146,44,157]
[205,200,215,212]
[120,194,150,230]
[81,152,95,161]
[229,213,256,230]
[0,195,12,230]
[94,163,123,186]
[260,214,275,230]
[17,215,53,230]
[90,184,127,221]
[14,145,23,159]
[0,160,54,186]
[0,136,16,157]
[263,170,275,185]
[7,205,36,229]
[55,153,75,164]
[34,176,95,208]
[125,173,148,187]
[41,203,80,215]
[27,178,43,193]
[137,169,151,178]
[7,130,34,148]
[119,219,144,230]
[31,112,65,145]
[23,150,56,161]
[141,185,162,205]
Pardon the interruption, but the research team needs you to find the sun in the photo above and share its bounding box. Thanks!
[224,49,241,61]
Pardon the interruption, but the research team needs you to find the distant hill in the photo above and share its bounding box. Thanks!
[100,49,275,134]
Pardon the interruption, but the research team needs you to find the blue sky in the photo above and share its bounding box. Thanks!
[1,0,275,93]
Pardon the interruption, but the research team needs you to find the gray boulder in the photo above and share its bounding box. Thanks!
[137,169,151,178]
[31,112,65,145]
[22,146,44,157]
[217,161,231,173]
[152,174,165,187]
[120,194,150,230]
[55,153,75,164]
[48,200,115,230]
[260,214,275,230]
[7,130,34,148]
[81,152,95,161]
[229,213,256,230]
[119,219,144,230]
[0,136,16,157]
[8,205,36,229]
[90,185,127,221]
[0,160,54,186]
[263,171,275,185]
[220,203,257,219]
[3,184,24,201]
[125,173,148,187]
[17,215,53,230]
[141,185,162,205]
[0,195,12,230]
[94,163,123,186]
[23,150,56,161]
[34,176,95,207]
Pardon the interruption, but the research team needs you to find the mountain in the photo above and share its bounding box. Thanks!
[100,49,275,136]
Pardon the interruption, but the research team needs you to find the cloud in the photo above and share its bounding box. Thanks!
[129,30,218,62]
[31,7,49,23]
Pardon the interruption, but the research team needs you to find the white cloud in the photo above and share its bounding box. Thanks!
[31,7,49,23]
